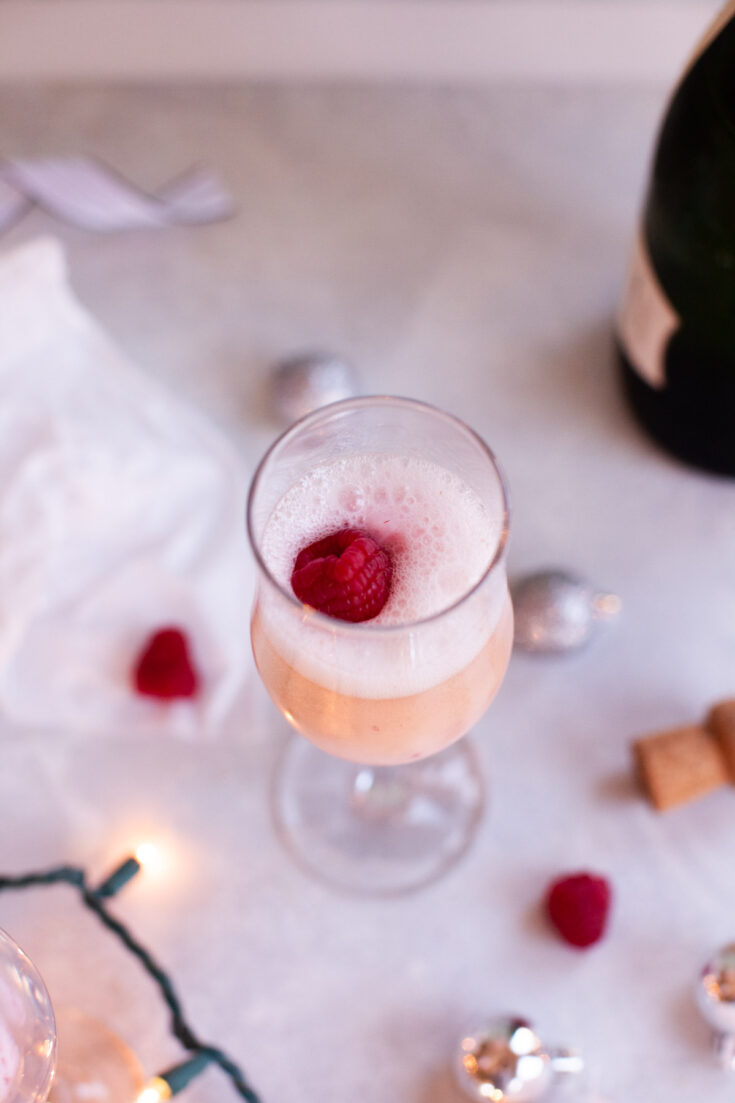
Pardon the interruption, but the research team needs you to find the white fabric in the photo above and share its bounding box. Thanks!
[0,238,252,739]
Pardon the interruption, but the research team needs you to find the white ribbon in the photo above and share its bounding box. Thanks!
[0,158,234,232]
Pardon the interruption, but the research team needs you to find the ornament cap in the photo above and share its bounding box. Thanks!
[549,1048,585,1075]
[592,592,622,620]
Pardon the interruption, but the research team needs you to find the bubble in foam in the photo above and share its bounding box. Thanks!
[338,486,365,513]
[262,452,501,624]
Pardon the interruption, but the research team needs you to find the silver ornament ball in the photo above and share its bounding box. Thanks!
[270,351,358,426]
[511,569,620,654]
[454,1016,582,1102]
[697,943,735,1068]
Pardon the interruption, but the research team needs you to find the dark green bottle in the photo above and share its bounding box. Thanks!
[617,4,735,475]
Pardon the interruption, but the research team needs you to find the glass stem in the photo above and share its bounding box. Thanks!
[350,766,412,820]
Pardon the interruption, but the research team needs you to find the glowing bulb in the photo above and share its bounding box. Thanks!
[137,1077,172,1103]
[135,843,164,876]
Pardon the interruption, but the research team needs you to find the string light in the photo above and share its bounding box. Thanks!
[137,1051,217,1102]
[93,856,141,899]
[0,858,262,1103]
[134,842,163,874]
[137,1078,172,1103]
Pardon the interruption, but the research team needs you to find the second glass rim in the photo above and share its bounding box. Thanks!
[246,394,511,636]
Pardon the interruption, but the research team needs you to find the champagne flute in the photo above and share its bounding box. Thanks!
[0,928,56,1103]
[247,396,512,894]
[0,930,144,1103]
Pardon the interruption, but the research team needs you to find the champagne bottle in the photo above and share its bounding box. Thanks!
[616,2,735,475]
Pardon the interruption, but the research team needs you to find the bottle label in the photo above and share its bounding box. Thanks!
[617,231,679,389]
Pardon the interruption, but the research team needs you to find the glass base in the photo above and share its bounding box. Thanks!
[49,1008,144,1103]
[272,735,485,896]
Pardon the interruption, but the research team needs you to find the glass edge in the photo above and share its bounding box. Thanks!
[245,395,511,636]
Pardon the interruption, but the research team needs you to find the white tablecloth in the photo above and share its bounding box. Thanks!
[0,82,733,1103]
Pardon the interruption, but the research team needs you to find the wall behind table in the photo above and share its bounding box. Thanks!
[0,0,724,86]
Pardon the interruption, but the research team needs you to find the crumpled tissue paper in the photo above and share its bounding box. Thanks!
[0,237,253,739]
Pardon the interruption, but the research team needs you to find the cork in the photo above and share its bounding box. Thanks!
[633,725,729,811]
[707,699,735,781]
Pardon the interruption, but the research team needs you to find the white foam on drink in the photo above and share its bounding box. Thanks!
[257,453,508,698]
[262,453,499,624]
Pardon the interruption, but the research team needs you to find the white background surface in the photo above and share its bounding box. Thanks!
[1,79,735,1103]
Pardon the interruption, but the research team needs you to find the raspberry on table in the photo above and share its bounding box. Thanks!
[133,627,200,700]
[545,871,611,948]
[291,528,392,623]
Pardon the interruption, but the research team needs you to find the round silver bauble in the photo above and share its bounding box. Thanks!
[270,352,358,426]
[454,1016,583,1102]
[697,943,735,1069]
[511,569,620,654]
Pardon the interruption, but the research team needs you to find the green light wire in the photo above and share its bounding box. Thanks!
[0,862,262,1103]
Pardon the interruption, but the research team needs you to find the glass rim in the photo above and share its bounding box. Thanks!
[246,395,510,635]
